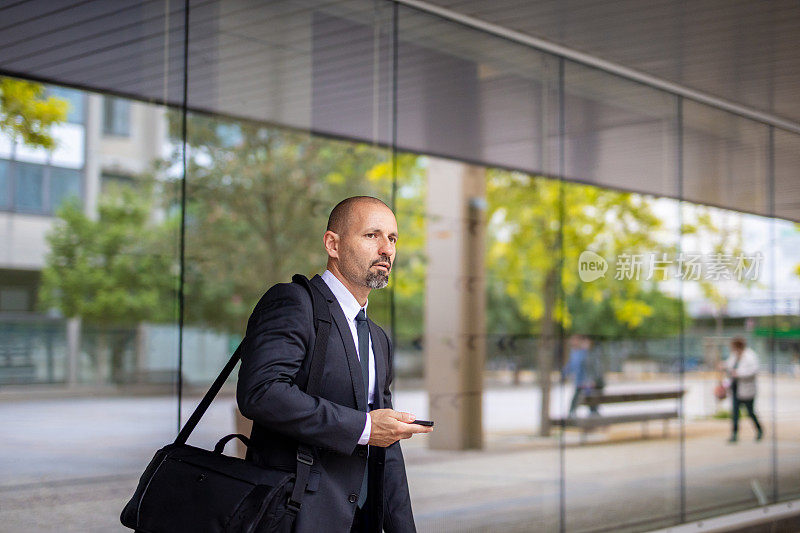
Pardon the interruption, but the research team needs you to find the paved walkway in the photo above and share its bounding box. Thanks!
[1,378,799,532]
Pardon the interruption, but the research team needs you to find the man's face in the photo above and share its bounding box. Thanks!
[334,202,398,290]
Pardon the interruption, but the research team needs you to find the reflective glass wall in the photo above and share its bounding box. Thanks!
[2,1,800,531]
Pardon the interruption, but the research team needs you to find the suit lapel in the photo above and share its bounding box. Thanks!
[368,319,387,409]
[310,275,367,411]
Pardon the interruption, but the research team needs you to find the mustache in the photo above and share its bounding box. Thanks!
[371,256,392,269]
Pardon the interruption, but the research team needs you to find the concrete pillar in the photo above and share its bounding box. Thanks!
[66,317,81,386]
[424,158,486,450]
[84,94,102,220]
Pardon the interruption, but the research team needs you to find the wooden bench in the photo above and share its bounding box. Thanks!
[551,388,686,443]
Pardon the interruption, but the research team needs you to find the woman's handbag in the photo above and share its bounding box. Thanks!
[120,275,331,533]
[714,380,728,400]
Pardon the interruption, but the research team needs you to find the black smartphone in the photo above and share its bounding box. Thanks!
[411,419,434,427]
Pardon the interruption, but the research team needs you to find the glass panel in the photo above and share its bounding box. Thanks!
[392,7,562,528]
[0,2,184,530]
[563,61,678,198]
[14,161,45,212]
[49,166,82,211]
[683,101,770,217]
[182,0,397,459]
[2,95,181,532]
[772,130,800,501]
[103,96,131,136]
[480,169,562,532]
[559,64,681,530]
[681,106,773,520]
[681,204,774,520]
[681,106,772,521]
[397,5,559,178]
[561,186,682,531]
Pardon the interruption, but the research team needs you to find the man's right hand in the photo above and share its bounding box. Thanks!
[368,409,433,447]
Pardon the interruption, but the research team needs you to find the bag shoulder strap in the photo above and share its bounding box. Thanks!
[292,274,332,397]
[288,274,332,513]
[174,274,331,446]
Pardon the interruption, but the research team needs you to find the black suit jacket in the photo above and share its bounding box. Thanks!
[237,274,416,533]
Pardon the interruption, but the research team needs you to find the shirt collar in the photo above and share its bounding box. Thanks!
[321,269,368,321]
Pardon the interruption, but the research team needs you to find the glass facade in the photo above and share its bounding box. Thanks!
[0,160,83,215]
[0,159,10,208]
[14,161,45,212]
[102,96,131,136]
[47,86,85,124]
[1,1,800,531]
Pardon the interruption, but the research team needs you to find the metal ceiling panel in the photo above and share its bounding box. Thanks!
[424,0,800,128]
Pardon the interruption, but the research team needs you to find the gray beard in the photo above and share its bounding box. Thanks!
[365,271,389,289]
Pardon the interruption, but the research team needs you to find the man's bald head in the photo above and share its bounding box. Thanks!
[326,196,392,235]
[323,196,397,304]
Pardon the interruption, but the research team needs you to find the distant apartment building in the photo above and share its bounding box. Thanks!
[0,86,167,317]
[0,85,169,385]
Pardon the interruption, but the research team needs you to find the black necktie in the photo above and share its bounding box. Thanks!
[355,309,370,405]
[355,309,370,508]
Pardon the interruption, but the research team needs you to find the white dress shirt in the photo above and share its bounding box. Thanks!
[321,270,374,445]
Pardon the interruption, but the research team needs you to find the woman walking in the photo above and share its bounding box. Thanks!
[722,337,763,443]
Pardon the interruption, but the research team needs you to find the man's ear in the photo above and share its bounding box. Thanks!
[323,230,340,259]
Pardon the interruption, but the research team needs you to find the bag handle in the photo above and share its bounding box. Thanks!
[174,274,331,446]
[213,433,251,454]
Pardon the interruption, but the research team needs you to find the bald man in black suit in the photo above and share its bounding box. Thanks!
[238,196,432,533]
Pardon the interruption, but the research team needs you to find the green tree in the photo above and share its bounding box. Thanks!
[170,113,397,333]
[486,171,677,434]
[0,77,68,149]
[39,183,177,381]
[566,285,686,341]
[681,205,759,336]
